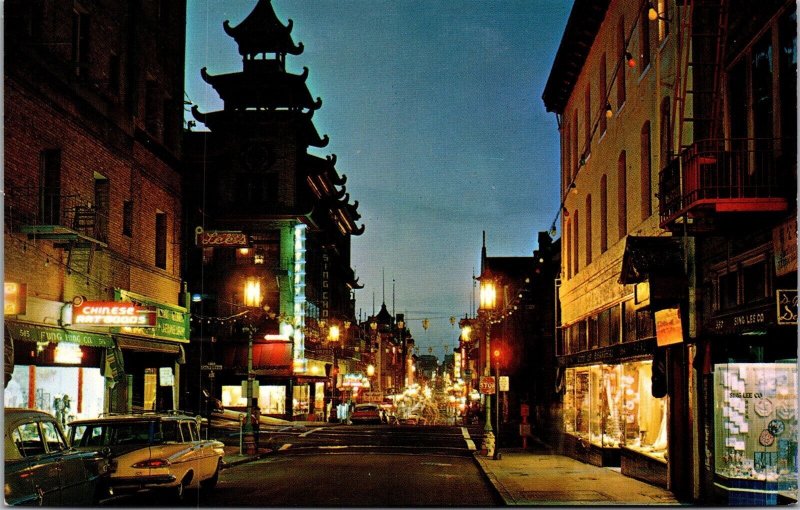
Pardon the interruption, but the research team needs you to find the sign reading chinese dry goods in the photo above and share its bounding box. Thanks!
[73,301,157,327]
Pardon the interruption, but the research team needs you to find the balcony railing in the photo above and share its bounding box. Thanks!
[659,138,793,230]
[6,186,107,245]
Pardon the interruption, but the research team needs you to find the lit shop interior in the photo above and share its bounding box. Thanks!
[713,362,797,494]
[563,360,667,459]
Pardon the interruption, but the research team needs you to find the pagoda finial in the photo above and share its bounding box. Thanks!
[223,0,303,58]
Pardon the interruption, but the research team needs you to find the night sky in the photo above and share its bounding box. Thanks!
[185,0,572,359]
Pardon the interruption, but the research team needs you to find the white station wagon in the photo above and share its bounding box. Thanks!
[67,412,225,500]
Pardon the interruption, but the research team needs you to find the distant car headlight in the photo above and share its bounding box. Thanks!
[131,459,171,468]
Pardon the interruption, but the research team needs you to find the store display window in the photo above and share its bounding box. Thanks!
[221,384,286,415]
[5,365,106,420]
[293,385,310,416]
[564,360,667,456]
[713,363,797,491]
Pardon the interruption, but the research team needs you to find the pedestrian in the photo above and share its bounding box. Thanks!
[251,399,260,446]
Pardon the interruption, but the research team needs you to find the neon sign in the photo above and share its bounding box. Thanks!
[73,301,156,327]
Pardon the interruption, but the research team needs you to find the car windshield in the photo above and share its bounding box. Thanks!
[70,420,173,447]
[355,404,378,412]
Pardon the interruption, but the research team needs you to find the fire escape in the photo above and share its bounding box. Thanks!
[6,186,108,274]
[659,0,792,233]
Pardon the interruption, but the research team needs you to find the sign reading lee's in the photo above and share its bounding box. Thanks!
[74,301,156,327]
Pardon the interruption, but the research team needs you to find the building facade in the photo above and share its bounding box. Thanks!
[543,0,796,504]
[183,0,364,421]
[4,0,189,419]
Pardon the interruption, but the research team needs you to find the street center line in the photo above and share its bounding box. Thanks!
[465,439,476,450]
[299,427,323,437]
[279,443,292,450]
[461,427,470,438]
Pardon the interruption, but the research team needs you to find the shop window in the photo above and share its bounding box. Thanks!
[742,260,768,303]
[143,368,157,410]
[588,315,599,349]
[293,385,310,416]
[621,361,667,459]
[598,308,611,348]
[610,305,621,345]
[713,363,797,494]
[636,308,656,340]
[623,300,638,343]
[719,271,739,310]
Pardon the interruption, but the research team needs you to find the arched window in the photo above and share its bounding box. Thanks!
[600,174,608,253]
[641,120,652,221]
[585,195,593,265]
[573,210,580,274]
[618,151,627,239]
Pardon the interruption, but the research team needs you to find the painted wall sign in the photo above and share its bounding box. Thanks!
[655,307,684,346]
[74,301,157,326]
[773,216,797,277]
[115,290,190,342]
[4,282,27,315]
[777,290,798,325]
[6,321,114,348]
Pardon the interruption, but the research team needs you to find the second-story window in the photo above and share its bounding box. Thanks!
[599,53,607,135]
[71,7,89,76]
[600,174,608,253]
[145,79,161,137]
[572,209,580,275]
[641,120,652,221]
[155,211,167,269]
[123,200,133,237]
[617,150,627,239]
[40,149,61,225]
[617,16,627,108]
[640,4,651,71]
[585,194,593,265]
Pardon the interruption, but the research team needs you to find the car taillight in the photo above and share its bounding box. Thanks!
[131,459,171,468]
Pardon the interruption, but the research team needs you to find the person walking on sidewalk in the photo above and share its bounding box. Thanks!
[251,399,260,446]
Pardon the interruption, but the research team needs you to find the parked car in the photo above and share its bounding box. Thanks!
[67,411,225,500]
[4,408,111,506]
[349,403,385,424]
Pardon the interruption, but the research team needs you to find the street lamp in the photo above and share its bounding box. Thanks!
[493,348,502,460]
[479,278,497,457]
[242,277,261,455]
[328,324,341,422]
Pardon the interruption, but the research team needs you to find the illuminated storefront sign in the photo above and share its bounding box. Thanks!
[195,228,249,247]
[54,343,83,364]
[74,301,157,326]
[115,290,190,341]
[655,307,683,347]
[4,282,27,315]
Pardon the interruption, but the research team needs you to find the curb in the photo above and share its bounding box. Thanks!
[472,451,514,506]
[221,449,273,469]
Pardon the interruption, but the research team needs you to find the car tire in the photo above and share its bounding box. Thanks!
[173,475,190,502]
[201,460,221,492]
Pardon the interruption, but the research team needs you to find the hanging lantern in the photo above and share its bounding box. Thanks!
[422,319,430,330]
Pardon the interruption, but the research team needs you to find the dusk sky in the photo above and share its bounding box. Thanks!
[185,0,572,359]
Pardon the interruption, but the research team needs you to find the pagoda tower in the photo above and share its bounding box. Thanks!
[184,0,364,421]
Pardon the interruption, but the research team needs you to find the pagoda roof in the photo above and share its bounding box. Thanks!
[223,0,303,57]
[190,106,329,148]
[376,303,393,325]
[305,154,347,200]
[200,64,321,112]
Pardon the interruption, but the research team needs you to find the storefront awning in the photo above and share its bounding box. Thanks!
[222,341,293,374]
[6,320,114,348]
[619,236,685,284]
[115,335,184,362]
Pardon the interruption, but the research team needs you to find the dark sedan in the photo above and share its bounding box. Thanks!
[4,408,111,506]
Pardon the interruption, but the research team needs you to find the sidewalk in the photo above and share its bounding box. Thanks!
[474,448,682,506]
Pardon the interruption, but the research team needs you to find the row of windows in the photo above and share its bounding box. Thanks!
[563,110,665,279]
[558,300,656,356]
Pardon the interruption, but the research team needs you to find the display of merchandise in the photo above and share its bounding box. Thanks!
[714,363,798,487]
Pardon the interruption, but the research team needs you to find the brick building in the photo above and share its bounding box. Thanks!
[4,1,189,418]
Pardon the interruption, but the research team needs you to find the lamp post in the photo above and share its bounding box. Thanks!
[397,318,406,389]
[479,279,496,457]
[493,348,501,460]
[242,277,261,455]
[328,324,340,422]
[370,320,380,395]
